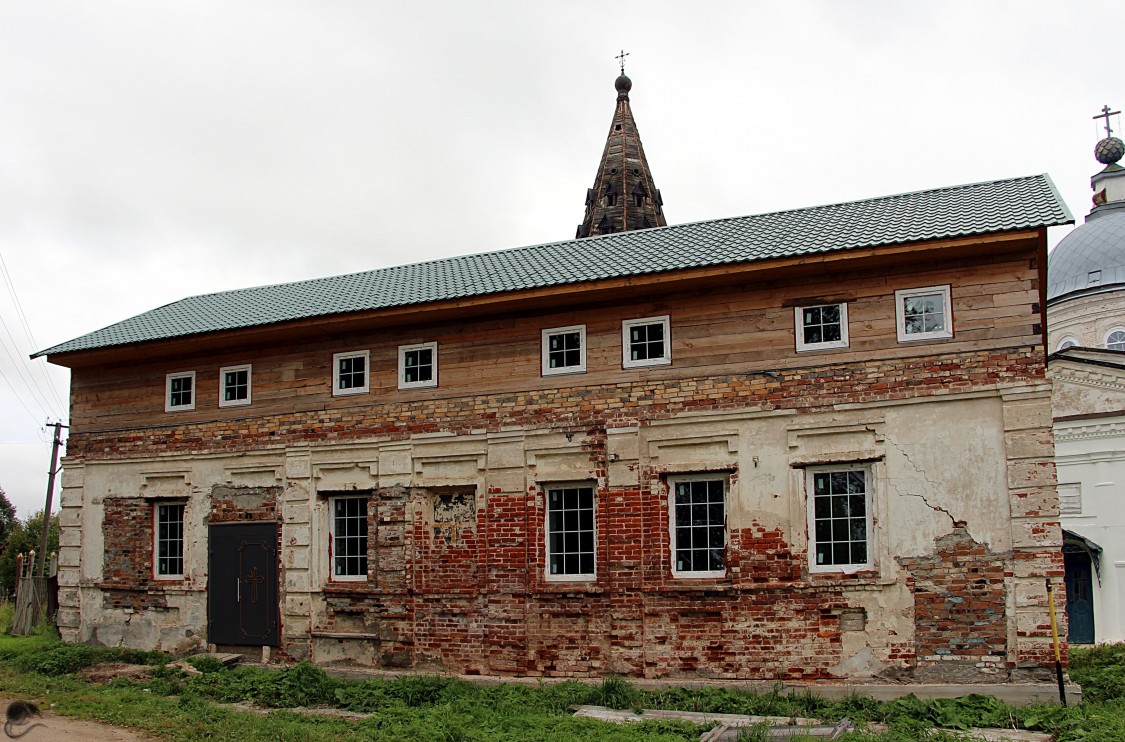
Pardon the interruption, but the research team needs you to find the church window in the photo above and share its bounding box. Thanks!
[330,496,368,581]
[165,371,195,412]
[795,303,849,352]
[1056,337,1079,351]
[807,465,873,573]
[154,502,185,579]
[399,342,437,389]
[622,315,671,368]
[605,193,618,207]
[1105,329,1125,351]
[669,475,727,578]
[332,350,370,396]
[633,193,645,206]
[545,483,596,580]
[541,325,586,376]
[219,364,252,407]
[895,285,952,342]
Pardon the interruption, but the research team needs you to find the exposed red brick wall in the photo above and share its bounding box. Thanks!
[99,498,169,610]
[209,485,279,522]
[74,345,1060,681]
[68,348,1044,460]
[899,528,1010,681]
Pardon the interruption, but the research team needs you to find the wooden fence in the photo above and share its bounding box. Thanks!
[12,551,57,636]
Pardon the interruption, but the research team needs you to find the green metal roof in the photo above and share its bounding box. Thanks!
[37,174,1072,358]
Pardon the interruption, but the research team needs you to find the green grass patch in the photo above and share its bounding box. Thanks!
[1,635,1124,740]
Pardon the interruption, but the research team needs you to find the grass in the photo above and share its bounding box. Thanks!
[0,635,1122,740]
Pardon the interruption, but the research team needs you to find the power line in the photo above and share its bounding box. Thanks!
[0,363,44,426]
[0,315,57,420]
[0,251,67,417]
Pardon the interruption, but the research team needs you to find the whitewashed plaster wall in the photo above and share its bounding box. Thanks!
[1051,358,1125,642]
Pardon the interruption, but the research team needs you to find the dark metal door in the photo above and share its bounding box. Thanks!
[1064,549,1094,645]
[208,523,279,646]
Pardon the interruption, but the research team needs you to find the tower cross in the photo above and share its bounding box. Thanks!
[1094,104,1120,138]
[616,49,630,75]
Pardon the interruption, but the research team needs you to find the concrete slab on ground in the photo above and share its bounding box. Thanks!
[321,664,1081,707]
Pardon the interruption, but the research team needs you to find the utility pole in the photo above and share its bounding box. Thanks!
[37,422,67,578]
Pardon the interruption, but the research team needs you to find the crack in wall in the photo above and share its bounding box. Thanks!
[880,432,959,528]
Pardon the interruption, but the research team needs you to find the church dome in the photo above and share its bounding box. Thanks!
[1047,209,1125,302]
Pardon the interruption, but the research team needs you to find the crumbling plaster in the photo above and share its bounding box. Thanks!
[56,389,1056,679]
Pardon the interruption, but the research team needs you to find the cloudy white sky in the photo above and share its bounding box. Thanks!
[0,1,1119,518]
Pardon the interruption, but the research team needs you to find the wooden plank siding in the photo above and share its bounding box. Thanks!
[67,246,1043,434]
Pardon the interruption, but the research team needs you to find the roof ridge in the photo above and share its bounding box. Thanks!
[170,174,1057,307]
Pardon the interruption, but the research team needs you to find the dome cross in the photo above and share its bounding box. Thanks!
[1094,104,1120,138]
[616,49,630,75]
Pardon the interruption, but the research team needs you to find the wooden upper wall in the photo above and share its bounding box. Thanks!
[67,236,1045,434]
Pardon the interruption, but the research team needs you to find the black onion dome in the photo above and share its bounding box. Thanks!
[1095,136,1124,166]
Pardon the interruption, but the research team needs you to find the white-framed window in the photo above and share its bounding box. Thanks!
[1105,329,1125,351]
[1056,336,1079,352]
[545,483,596,581]
[154,502,185,579]
[541,325,587,376]
[330,495,368,581]
[622,315,671,368]
[398,342,438,389]
[332,350,370,396]
[165,371,196,412]
[795,303,849,352]
[895,285,953,342]
[219,364,252,407]
[669,474,727,578]
[806,465,874,573]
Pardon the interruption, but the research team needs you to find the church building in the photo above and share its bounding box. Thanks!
[37,71,1073,683]
[1047,105,1125,645]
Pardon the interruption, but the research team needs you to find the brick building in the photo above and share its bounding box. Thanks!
[37,73,1074,683]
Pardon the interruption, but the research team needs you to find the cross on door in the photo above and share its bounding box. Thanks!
[242,566,264,604]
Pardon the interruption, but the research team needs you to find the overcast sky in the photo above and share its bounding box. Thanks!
[0,1,1119,518]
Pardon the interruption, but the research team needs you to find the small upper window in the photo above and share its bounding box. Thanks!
[895,285,953,342]
[622,315,671,368]
[399,342,438,389]
[1056,337,1079,352]
[807,465,874,573]
[542,325,587,376]
[333,351,370,396]
[1105,329,1125,351]
[669,475,727,579]
[219,364,252,408]
[795,303,849,352]
[165,371,196,412]
[154,502,186,579]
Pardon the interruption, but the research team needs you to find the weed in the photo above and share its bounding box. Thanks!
[598,674,641,710]
[0,601,12,634]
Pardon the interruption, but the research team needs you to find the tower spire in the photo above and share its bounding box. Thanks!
[576,64,666,238]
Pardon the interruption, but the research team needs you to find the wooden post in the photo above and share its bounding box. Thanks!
[1046,578,1067,707]
[37,422,64,578]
